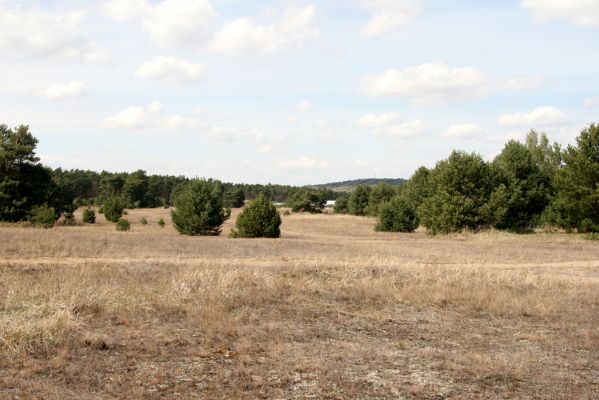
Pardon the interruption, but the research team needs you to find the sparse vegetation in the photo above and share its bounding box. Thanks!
[139,216,147,225]
[82,207,96,224]
[158,217,165,228]
[116,218,130,231]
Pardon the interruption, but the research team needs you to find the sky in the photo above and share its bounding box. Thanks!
[1,0,598,185]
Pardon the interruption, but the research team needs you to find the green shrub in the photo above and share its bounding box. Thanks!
[98,206,104,214]
[158,218,165,228]
[230,194,282,238]
[283,209,291,216]
[103,196,124,222]
[139,216,148,225]
[348,185,371,216]
[585,232,599,240]
[29,204,58,228]
[82,208,96,224]
[375,196,419,233]
[171,179,230,236]
[334,193,349,214]
[116,218,130,231]
[367,183,396,216]
[60,212,78,226]
[286,189,326,213]
[122,210,128,215]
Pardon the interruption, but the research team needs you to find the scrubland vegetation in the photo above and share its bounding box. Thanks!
[0,210,598,399]
[1,122,598,398]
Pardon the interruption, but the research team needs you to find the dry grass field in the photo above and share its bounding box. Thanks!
[0,208,598,399]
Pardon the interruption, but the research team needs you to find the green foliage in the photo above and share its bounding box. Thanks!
[82,207,96,224]
[585,232,599,240]
[230,194,282,238]
[367,183,396,216]
[287,188,326,213]
[485,141,551,231]
[283,209,291,216]
[333,192,349,214]
[103,196,124,222]
[552,123,599,232]
[139,216,148,225]
[420,151,493,234]
[158,218,165,228]
[116,218,130,232]
[401,166,433,206]
[0,124,58,222]
[122,169,148,208]
[348,185,371,216]
[171,179,230,236]
[224,187,245,208]
[376,196,419,232]
[98,206,104,214]
[29,204,57,228]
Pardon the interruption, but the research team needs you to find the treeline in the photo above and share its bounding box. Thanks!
[0,123,335,225]
[333,125,597,234]
[283,124,598,234]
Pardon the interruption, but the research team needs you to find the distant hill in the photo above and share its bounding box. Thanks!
[310,178,407,192]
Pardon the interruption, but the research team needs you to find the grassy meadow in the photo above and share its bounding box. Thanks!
[0,208,597,399]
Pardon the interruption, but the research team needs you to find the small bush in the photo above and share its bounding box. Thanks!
[59,212,78,226]
[283,210,291,216]
[585,232,599,240]
[29,204,58,228]
[158,218,165,228]
[230,194,282,238]
[98,206,104,214]
[82,208,96,224]
[103,197,124,222]
[139,217,148,225]
[122,210,128,215]
[375,196,419,233]
[116,218,130,231]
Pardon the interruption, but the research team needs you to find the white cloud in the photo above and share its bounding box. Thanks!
[287,116,299,124]
[258,145,272,155]
[279,157,328,169]
[102,105,154,129]
[210,5,318,56]
[35,81,86,99]
[135,56,205,86]
[356,0,422,36]
[387,120,428,138]
[103,0,148,20]
[583,97,599,108]
[317,118,329,129]
[296,100,313,111]
[521,0,599,26]
[104,0,216,47]
[498,106,566,126]
[359,112,400,128]
[361,62,544,105]
[441,123,483,139]
[0,5,109,62]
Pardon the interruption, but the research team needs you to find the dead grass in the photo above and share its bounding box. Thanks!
[0,209,597,399]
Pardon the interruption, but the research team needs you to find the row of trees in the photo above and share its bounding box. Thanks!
[333,125,597,234]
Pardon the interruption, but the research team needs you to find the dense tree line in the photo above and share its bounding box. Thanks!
[1,122,597,235]
[349,125,597,234]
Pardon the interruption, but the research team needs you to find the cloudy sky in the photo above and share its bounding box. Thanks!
[1,0,598,185]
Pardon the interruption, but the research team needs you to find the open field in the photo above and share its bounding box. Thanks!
[0,208,598,399]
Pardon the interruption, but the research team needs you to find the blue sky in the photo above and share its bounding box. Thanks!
[1,0,598,184]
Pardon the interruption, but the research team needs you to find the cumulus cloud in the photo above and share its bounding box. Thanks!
[35,81,86,99]
[104,0,216,47]
[441,123,483,139]
[356,0,422,36]
[296,100,313,111]
[521,0,599,26]
[387,120,428,138]
[361,61,545,105]
[498,106,566,126]
[0,5,109,62]
[258,145,272,155]
[359,112,400,128]
[135,56,205,86]
[210,5,318,56]
[279,157,328,169]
